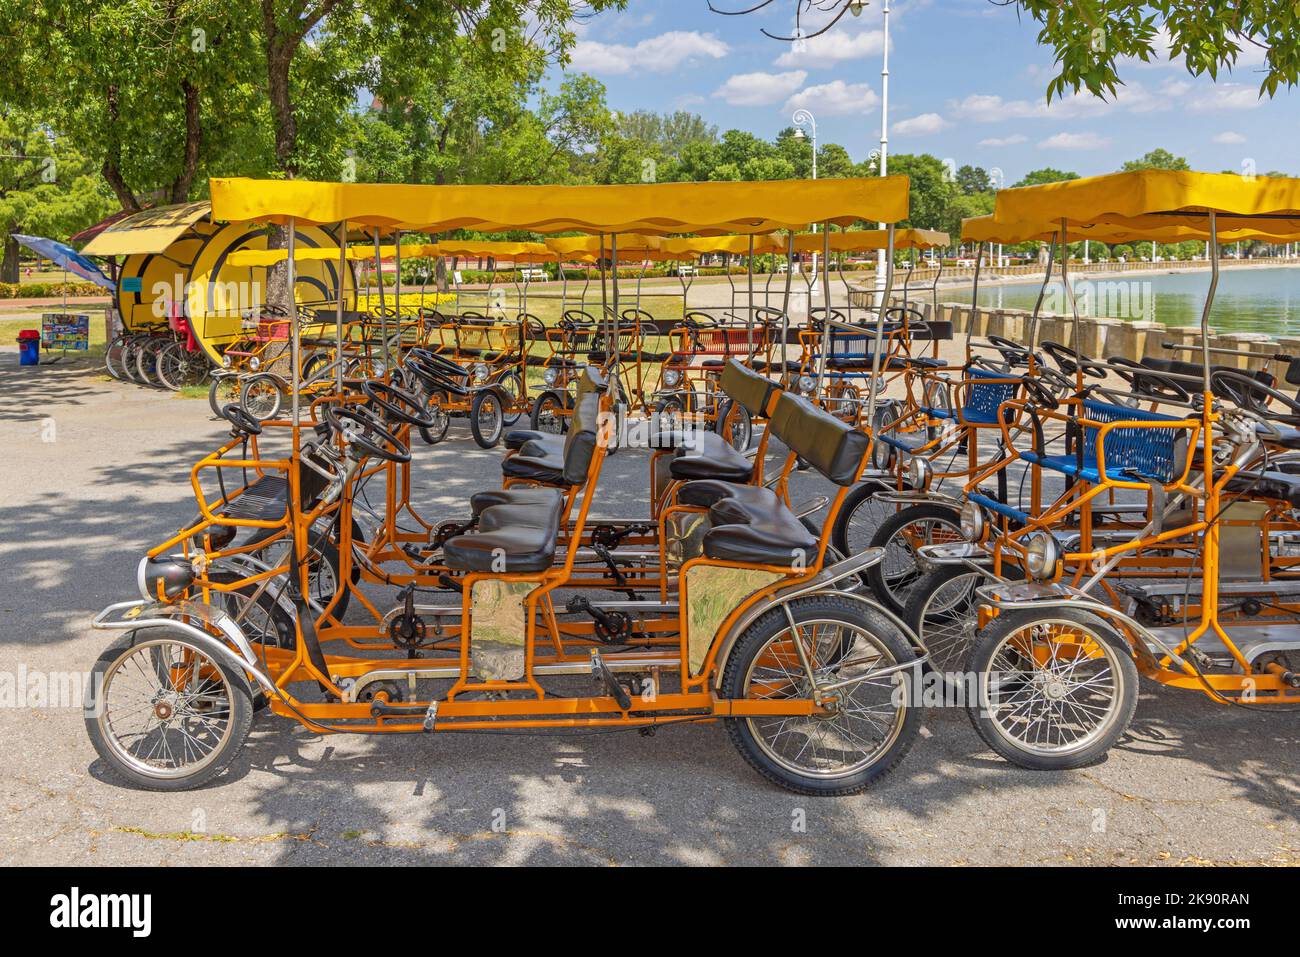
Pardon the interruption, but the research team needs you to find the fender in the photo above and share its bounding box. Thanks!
[875,489,964,509]
[711,549,930,689]
[91,599,277,693]
[249,370,291,393]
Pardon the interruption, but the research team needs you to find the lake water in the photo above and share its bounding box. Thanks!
[965,266,1299,336]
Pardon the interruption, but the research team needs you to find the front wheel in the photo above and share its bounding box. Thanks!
[865,503,962,617]
[208,374,242,418]
[470,388,505,448]
[240,373,284,422]
[84,630,254,791]
[715,398,752,452]
[418,389,451,445]
[530,390,569,434]
[721,594,921,795]
[494,370,524,426]
[966,608,1138,770]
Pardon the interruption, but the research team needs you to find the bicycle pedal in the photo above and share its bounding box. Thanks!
[590,651,632,711]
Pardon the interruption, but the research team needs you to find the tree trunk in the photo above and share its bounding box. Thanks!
[1,235,19,284]
[169,80,203,204]
[264,225,293,318]
[102,84,141,212]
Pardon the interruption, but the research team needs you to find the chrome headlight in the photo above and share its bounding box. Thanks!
[908,456,933,491]
[221,354,232,369]
[1025,532,1060,581]
[248,356,261,371]
[473,362,490,385]
[663,368,682,388]
[137,555,194,602]
[543,366,559,386]
[960,500,985,542]
[798,375,816,395]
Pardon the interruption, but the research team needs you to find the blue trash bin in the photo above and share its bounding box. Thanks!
[17,330,40,366]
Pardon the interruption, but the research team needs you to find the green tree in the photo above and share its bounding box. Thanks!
[955,164,992,194]
[0,109,113,280]
[1000,1,1300,100]
[877,153,959,230]
[1121,148,1191,171]
[1013,167,1080,187]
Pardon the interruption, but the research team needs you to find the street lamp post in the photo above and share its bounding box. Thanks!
[792,110,818,291]
[867,0,890,309]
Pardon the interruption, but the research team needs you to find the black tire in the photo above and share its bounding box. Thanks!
[901,565,997,685]
[105,334,130,380]
[530,390,569,434]
[247,530,351,621]
[84,630,254,791]
[135,337,169,386]
[864,503,962,617]
[714,398,753,451]
[419,389,451,444]
[830,480,905,560]
[654,396,687,434]
[208,375,242,418]
[966,607,1138,770]
[721,594,921,796]
[494,370,524,426]
[470,389,506,448]
[240,373,283,422]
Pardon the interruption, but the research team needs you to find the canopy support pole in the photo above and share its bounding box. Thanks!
[781,233,795,376]
[373,229,387,373]
[337,220,347,395]
[1025,231,1058,351]
[865,225,896,433]
[1059,217,1083,389]
[746,234,755,355]
[966,242,984,352]
[393,231,402,372]
[1201,211,1220,395]
[815,225,833,397]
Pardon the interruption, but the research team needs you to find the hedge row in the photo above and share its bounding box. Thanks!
[0,280,105,299]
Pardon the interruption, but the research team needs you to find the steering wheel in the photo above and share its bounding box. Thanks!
[753,306,785,327]
[1033,365,1077,397]
[986,334,1034,368]
[323,402,411,463]
[1211,369,1300,425]
[682,310,718,329]
[1020,375,1060,411]
[220,403,263,435]
[1042,340,1107,380]
[363,380,437,429]
[405,353,470,397]
[970,354,1013,377]
[261,302,289,318]
[561,310,597,330]
[519,314,547,341]
[1108,357,1191,403]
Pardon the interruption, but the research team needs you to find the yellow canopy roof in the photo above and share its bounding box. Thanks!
[545,234,662,262]
[790,228,949,254]
[208,176,911,234]
[661,233,786,258]
[226,243,440,267]
[434,240,553,262]
[994,170,1300,227]
[963,213,1300,245]
[81,201,211,256]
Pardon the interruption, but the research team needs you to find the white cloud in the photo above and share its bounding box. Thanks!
[978,134,1028,147]
[784,80,879,116]
[774,29,886,68]
[891,112,949,136]
[1189,83,1265,112]
[1213,131,1247,144]
[714,70,808,107]
[569,31,729,76]
[1038,131,1111,150]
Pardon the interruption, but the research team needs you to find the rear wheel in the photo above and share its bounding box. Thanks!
[470,389,505,448]
[715,398,753,452]
[208,374,242,418]
[157,342,208,390]
[240,373,283,422]
[494,370,524,426]
[418,390,451,445]
[831,480,904,563]
[530,390,569,434]
[966,608,1138,770]
[84,631,254,791]
[722,594,921,795]
[136,337,169,385]
[105,334,130,380]
[865,503,962,617]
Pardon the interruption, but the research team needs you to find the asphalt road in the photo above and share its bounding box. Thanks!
[1,353,1296,866]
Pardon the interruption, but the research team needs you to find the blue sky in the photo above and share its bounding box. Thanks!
[555,0,1298,183]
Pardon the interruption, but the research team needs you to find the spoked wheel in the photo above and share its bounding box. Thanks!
[120,336,148,383]
[494,370,524,426]
[156,343,209,391]
[251,530,351,620]
[84,631,254,791]
[418,390,451,445]
[655,396,688,435]
[135,337,169,386]
[831,481,903,565]
[903,566,985,688]
[967,608,1138,770]
[240,373,284,422]
[865,503,962,617]
[208,375,242,418]
[530,390,569,434]
[722,594,921,795]
[470,389,505,448]
[104,334,130,380]
[715,398,752,452]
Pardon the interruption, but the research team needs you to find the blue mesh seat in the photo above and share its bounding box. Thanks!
[1019,399,1186,485]
[959,369,1020,425]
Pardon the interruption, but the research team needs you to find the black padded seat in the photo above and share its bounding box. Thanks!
[501,450,566,485]
[443,493,563,574]
[668,431,754,482]
[702,500,816,567]
[505,429,557,451]
[752,359,802,374]
[678,479,772,519]
[469,487,563,519]
[1225,470,1300,507]
[500,392,601,488]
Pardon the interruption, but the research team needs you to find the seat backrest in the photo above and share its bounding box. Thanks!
[1078,399,1187,483]
[575,365,608,404]
[963,368,1020,420]
[720,359,776,417]
[769,393,870,486]
[562,393,602,485]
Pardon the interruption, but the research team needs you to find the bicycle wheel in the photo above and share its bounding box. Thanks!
[135,337,169,386]
[240,373,284,422]
[104,334,130,380]
[864,503,963,617]
[494,369,524,426]
[208,374,242,417]
[469,389,505,448]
